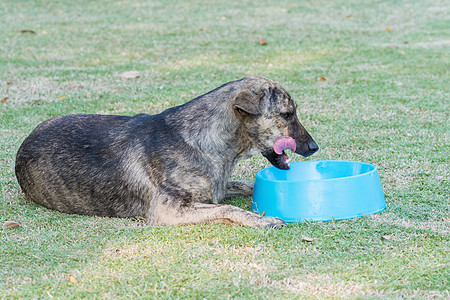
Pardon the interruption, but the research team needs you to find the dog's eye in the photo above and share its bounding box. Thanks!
[280,112,292,120]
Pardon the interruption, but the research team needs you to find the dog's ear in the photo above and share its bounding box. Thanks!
[233,90,262,116]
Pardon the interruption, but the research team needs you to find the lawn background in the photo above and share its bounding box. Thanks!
[0,0,448,298]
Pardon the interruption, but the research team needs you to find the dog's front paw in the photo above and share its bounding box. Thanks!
[257,216,287,228]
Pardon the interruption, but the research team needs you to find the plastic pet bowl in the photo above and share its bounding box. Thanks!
[251,160,385,222]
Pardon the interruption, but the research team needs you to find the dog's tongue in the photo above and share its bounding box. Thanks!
[273,136,296,155]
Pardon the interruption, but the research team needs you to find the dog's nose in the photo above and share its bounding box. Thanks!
[308,141,319,153]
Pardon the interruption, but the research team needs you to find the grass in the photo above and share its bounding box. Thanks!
[1,0,449,298]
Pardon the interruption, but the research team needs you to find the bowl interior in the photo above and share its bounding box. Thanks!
[257,160,376,182]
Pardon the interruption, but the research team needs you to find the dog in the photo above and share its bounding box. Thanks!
[15,76,318,228]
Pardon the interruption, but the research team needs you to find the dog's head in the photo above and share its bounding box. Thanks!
[233,77,318,169]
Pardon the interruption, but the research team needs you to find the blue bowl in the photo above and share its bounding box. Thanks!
[251,160,386,222]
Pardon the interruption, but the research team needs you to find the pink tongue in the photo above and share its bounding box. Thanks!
[273,136,297,155]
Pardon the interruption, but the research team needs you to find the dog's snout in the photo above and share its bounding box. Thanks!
[308,141,319,153]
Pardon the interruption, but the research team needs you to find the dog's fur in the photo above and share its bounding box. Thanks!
[15,77,318,228]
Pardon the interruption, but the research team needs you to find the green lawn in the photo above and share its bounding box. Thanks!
[1,0,449,298]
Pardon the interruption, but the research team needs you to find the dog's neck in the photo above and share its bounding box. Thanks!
[165,93,255,168]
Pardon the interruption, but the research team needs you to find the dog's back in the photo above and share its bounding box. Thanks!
[15,114,152,217]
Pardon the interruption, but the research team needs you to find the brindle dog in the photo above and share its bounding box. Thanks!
[15,77,318,228]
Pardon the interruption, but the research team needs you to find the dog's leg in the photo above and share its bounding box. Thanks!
[225,180,254,198]
[146,195,286,228]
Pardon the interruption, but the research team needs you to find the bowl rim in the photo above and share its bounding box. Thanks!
[255,160,379,183]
